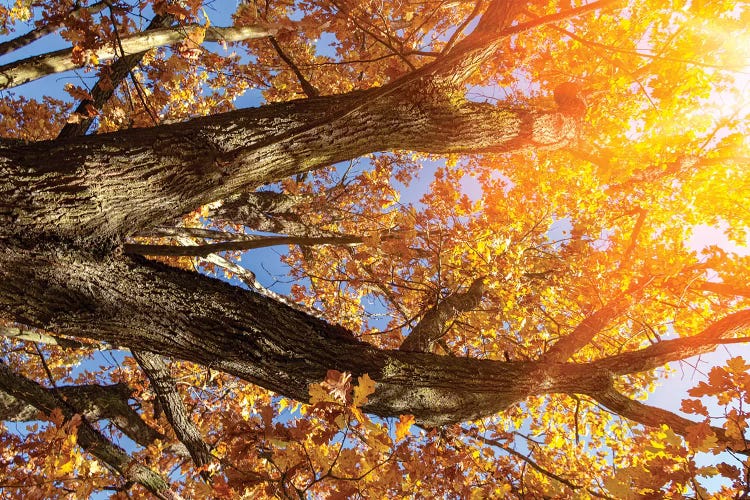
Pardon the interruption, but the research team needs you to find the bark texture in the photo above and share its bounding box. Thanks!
[0,91,576,247]
[0,248,615,426]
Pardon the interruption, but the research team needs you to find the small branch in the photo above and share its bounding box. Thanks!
[1,325,85,349]
[56,10,175,138]
[541,279,649,363]
[1,24,277,90]
[136,226,251,241]
[544,21,748,71]
[0,361,179,498]
[468,431,613,498]
[591,387,748,454]
[268,36,320,97]
[400,277,485,352]
[441,0,485,54]
[124,234,365,257]
[330,0,416,70]
[0,1,109,57]
[0,382,167,448]
[174,235,329,321]
[132,351,213,481]
[592,309,750,375]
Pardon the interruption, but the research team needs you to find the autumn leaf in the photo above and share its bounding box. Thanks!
[352,373,375,407]
[395,414,415,441]
[320,369,351,404]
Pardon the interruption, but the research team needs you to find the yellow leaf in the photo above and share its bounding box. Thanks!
[57,458,75,475]
[352,373,376,408]
[309,383,334,406]
[395,414,415,441]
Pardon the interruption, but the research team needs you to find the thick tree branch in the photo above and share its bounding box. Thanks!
[0,381,166,448]
[0,24,276,90]
[0,249,617,427]
[132,350,213,480]
[0,362,178,498]
[590,387,748,454]
[591,309,750,376]
[399,277,485,352]
[1,92,577,246]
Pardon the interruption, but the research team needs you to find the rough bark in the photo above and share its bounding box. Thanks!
[0,382,165,448]
[206,191,326,236]
[0,91,577,248]
[0,248,617,427]
[132,350,213,478]
[400,277,485,352]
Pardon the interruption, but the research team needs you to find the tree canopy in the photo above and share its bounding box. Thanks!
[0,0,749,497]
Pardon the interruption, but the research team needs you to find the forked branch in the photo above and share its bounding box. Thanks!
[0,362,179,498]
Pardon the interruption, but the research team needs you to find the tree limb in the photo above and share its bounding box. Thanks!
[1,324,85,348]
[132,350,213,480]
[542,280,648,363]
[0,1,109,57]
[0,248,623,427]
[590,387,748,454]
[124,234,364,257]
[207,191,331,236]
[172,235,329,320]
[591,309,750,375]
[268,36,320,97]
[0,24,276,90]
[0,381,167,449]
[400,277,485,352]
[136,226,250,241]
[0,362,179,498]
[2,91,579,246]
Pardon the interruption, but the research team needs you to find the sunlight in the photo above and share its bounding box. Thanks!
[700,22,750,119]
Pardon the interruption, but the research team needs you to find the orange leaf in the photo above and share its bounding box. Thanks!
[395,414,415,441]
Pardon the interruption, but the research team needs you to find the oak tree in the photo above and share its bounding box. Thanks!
[0,0,749,497]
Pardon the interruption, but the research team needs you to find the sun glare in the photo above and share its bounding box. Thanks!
[702,25,750,119]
